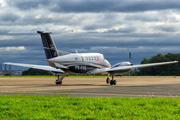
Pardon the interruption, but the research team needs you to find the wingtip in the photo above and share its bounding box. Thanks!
[3,62,10,65]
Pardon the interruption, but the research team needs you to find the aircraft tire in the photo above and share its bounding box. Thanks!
[106,78,110,83]
[56,81,62,85]
[113,80,117,85]
[110,80,113,85]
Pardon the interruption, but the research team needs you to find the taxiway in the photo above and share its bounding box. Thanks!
[0,76,180,97]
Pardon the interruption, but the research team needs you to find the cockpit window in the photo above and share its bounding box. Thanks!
[75,57,78,61]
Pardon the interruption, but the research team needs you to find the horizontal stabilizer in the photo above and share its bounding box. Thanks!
[4,62,64,73]
[54,62,68,69]
[40,30,73,34]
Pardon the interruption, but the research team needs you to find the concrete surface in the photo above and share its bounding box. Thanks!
[0,76,180,97]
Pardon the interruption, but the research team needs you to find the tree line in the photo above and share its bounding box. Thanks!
[124,53,180,76]
[22,68,53,76]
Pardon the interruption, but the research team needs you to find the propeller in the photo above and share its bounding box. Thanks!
[129,52,131,63]
[129,52,131,76]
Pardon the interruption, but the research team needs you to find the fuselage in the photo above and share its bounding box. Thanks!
[47,53,111,73]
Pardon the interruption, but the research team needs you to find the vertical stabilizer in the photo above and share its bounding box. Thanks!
[37,31,58,59]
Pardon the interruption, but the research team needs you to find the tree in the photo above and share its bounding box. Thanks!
[4,73,11,76]
[22,68,53,76]
[138,53,180,76]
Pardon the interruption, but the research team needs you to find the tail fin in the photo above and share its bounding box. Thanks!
[37,31,58,59]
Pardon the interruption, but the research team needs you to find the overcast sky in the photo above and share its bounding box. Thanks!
[1,0,180,70]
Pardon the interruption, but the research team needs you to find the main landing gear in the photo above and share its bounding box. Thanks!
[55,72,67,85]
[106,74,117,85]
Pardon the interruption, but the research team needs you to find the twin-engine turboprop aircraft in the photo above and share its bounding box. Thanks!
[4,31,178,85]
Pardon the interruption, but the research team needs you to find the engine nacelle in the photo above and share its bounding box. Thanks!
[111,61,133,68]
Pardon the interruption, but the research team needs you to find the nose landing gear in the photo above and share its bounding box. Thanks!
[55,72,67,85]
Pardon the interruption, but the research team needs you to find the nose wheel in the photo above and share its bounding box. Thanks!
[55,72,67,85]
[56,79,62,85]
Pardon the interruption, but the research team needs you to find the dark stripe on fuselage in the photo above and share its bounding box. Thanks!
[57,61,109,68]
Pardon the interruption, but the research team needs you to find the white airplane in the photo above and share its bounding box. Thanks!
[4,30,178,85]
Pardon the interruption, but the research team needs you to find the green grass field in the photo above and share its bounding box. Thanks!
[0,95,180,119]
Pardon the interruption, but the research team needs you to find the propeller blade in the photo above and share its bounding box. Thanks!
[129,52,131,63]
[129,52,131,76]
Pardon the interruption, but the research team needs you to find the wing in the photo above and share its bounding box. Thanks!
[3,62,64,73]
[88,61,178,74]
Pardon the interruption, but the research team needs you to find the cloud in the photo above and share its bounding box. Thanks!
[154,25,179,32]
[0,46,25,52]
[0,13,19,22]
[7,0,180,13]
[7,0,52,10]
[51,1,180,13]
[0,0,6,8]
[124,14,162,22]
[104,27,136,33]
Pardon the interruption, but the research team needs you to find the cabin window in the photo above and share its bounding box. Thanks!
[97,56,99,61]
[94,56,96,60]
[86,57,88,61]
[89,57,91,61]
[91,56,93,60]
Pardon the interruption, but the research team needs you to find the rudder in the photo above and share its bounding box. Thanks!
[37,31,58,59]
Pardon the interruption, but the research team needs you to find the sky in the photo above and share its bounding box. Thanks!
[1,0,180,70]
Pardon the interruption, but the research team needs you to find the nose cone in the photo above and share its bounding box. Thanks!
[104,59,111,68]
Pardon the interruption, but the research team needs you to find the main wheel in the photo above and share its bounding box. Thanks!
[106,78,110,83]
[113,80,117,85]
[110,80,113,85]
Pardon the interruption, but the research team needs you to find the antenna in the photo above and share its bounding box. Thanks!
[76,49,78,54]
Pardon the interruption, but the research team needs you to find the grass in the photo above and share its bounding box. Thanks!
[0,95,180,119]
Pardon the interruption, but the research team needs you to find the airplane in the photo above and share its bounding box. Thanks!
[4,30,178,85]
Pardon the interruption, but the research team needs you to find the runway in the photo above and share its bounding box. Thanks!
[1,76,180,97]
